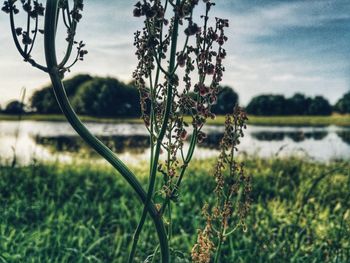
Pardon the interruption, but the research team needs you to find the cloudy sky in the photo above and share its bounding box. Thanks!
[0,0,349,106]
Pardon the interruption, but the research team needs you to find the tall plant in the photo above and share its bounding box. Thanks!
[3,0,251,261]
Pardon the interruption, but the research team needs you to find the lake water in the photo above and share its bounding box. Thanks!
[0,120,349,165]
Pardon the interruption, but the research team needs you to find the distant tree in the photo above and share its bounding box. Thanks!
[246,94,287,115]
[72,77,141,117]
[287,93,312,115]
[211,86,239,114]
[4,100,25,114]
[308,96,332,115]
[334,92,350,114]
[30,74,92,113]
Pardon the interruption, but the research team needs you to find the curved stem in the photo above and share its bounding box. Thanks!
[9,8,25,58]
[213,227,224,263]
[58,19,77,68]
[27,16,38,55]
[24,0,31,54]
[44,1,169,262]
[9,7,48,72]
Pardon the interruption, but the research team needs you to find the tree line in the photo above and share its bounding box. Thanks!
[1,74,349,116]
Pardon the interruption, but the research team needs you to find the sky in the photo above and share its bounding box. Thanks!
[0,0,349,106]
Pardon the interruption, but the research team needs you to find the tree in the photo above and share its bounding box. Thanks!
[4,100,25,114]
[211,86,239,114]
[308,96,332,115]
[334,92,350,114]
[72,77,141,117]
[287,93,312,115]
[30,74,92,113]
[246,94,287,115]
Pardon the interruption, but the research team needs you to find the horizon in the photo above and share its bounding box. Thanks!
[0,0,349,106]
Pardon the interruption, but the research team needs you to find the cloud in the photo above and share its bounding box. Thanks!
[0,0,349,106]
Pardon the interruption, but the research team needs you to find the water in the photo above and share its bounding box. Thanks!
[0,120,349,165]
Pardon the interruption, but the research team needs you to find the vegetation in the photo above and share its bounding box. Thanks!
[246,93,333,116]
[2,100,25,114]
[335,92,350,114]
[71,77,141,117]
[0,158,349,262]
[3,83,346,118]
[1,113,350,127]
[30,74,93,114]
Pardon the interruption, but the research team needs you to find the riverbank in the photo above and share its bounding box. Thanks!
[1,113,350,126]
[0,158,349,262]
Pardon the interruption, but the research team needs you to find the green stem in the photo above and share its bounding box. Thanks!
[24,0,31,55]
[128,1,181,261]
[159,131,198,214]
[214,226,225,263]
[44,1,169,262]
[58,3,78,69]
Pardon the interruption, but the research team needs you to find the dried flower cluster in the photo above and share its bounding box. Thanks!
[192,106,252,263]
[1,0,87,75]
[132,0,229,208]
[191,204,215,263]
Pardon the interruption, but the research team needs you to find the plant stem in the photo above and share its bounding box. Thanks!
[214,226,225,263]
[44,1,169,263]
[128,1,181,261]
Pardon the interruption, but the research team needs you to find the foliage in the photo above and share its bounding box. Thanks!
[246,94,333,116]
[246,94,287,116]
[71,77,141,117]
[211,86,239,115]
[3,100,25,114]
[130,0,235,260]
[30,74,93,114]
[288,93,312,115]
[335,92,350,114]
[192,107,250,263]
[0,158,349,262]
[308,96,332,115]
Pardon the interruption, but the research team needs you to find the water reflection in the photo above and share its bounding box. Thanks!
[251,131,328,142]
[0,120,349,164]
[337,131,350,145]
[34,135,150,155]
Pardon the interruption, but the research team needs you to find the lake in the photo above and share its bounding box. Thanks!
[0,120,349,165]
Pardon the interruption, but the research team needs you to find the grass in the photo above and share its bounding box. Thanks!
[0,158,349,262]
[1,113,350,126]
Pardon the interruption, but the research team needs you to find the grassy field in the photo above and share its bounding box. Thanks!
[0,158,349,262]
[1,113,350,126]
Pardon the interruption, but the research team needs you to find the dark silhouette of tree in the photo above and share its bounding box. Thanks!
[4,100,25,114]
[211,86,239,114]
[247,94,332,116]
[286,93,312,115]
[308,96,332,115]
[30,74,92,113]
[334,92,350,114]
[246,94,287,115]
[72,77,141,117]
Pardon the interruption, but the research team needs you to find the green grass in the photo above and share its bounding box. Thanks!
[0,114,143,124]
[1,113,350,126]
[0,158,349,262]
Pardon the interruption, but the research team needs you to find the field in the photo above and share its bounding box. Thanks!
[1,113,350,126]
[0,158,349,262]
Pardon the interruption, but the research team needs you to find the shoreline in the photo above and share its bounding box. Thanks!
[0,113,349,127]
